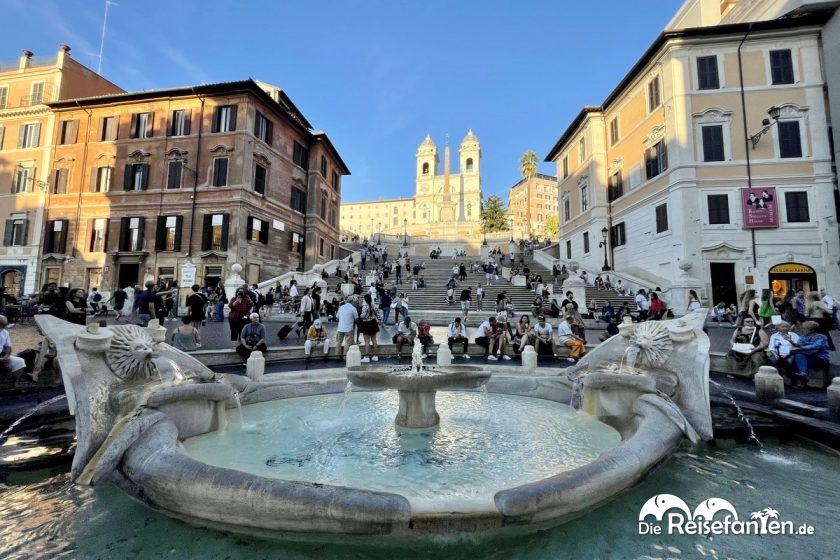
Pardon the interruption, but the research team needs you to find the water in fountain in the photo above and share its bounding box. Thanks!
[0,395,68,444]
[232,392,246,428]
[569,376,584,410]
[619,344,640,374]
[709,379,765,452]
[337,381,353,416]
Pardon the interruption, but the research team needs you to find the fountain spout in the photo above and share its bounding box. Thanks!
[411,338,424,372]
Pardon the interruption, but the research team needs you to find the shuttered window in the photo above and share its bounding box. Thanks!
[129,112,154,139]
[17,123,40,148]
[778,121,802,158]
[655,203,668,233]
[610,223,626,247]
[784,191,809,223]
[707,194,730,224]
[770,50,794,85]
[89,218,109,252]
[246,216,269,244]
[254,112,273,145]
[100,116,118,141]
[3,218,28,247]
[45,219,69,253]
[565,240,571,259]
[608,171,623,203]
[59,120,78,144]
[254,163,267,195]
[202,214,230,251]
[701,125,725,162]
[155,215,183,251]
[94,166,112,192]
[123,163,149,190]
[212,158,228,187]
[644,140,668,179]
[212,105,237,133]
[170,109,191,136]
[167,161,183,189]
[291,187,307,213]
[119,217,145,252]
[293,142,309,169]
[697,56,719,90]
[53,168,68,194]
[648,76,661,112]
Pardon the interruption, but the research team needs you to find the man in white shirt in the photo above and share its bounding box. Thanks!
[0,315,26,374]
[635,289,650,321]
[451,264,459,279]
[556,315,586,362]
[447,317,470,358]
[334,300,359,358]
[475,317,510,361]
[532,315,559,358]
[393,316,417,358]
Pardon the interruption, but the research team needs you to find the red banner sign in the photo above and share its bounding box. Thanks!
[741,187,779,228]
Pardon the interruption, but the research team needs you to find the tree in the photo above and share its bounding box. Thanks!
[481,195,509,233]
[542,215,559,238]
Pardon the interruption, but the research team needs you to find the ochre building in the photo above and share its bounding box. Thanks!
[507,172,558,239]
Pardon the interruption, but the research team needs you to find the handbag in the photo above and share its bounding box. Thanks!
[731,328,757,354]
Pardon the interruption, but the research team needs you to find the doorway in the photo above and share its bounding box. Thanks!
[769,263,817,298]
[709,262,737,307]
[117,263,140,289]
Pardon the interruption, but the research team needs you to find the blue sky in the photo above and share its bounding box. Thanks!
[4,0,682,202]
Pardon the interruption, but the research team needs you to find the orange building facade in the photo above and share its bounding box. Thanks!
[507,172,558,239]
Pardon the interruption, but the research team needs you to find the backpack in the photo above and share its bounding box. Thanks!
[92,293,102,302]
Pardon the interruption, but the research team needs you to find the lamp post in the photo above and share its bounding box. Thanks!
[377,222,382,246]
[369,218,373,242]
[599,226,610,271]
[403,218,408,247]
[482,220,487,246]
[748,106,781,149]
[507,216,514,243]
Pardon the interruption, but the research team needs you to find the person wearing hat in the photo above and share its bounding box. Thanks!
[533,315,560,358]
[447,317,470,358]
[304,318,331,358]
[237,313,267,359]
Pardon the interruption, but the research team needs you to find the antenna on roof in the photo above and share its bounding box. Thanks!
[97,0,118,74]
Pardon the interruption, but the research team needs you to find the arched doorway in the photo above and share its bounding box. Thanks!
[769,263,817,299]
[1,270,22,299]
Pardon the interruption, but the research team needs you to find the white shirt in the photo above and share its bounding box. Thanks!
[769,331,799,358]
[448,322,467,338]
[556,320,574,343]
[397,321,417,336]
[452,266,459,275]
[635,294,649,311]
[477,320,493,337]
[0,328,11,350]
[289,285,299,298]
[533,322,553,340]
[689,300,702,311]
[336,303,358,333]
[823,294,836,309]
[299,294,313,312]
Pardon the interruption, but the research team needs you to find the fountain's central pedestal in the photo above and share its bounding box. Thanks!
[346,365,491,429]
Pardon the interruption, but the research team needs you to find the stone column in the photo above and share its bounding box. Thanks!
[827,377,840,422]
[436,344,452,366]
[521,345,537,372]
[246,351,265,382]
[224,263,245,304]
[346,345,362,368]
[754,365,784,402]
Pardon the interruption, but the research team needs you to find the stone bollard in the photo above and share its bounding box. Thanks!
[246,351,265,382]
[346,345,362,368]
[437,344,452,366]
[828,377,840,422]
[754,365,785,402]
[521,345,537,372]
[146,318,167,343]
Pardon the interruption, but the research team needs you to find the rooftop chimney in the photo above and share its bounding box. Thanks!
[58,43,71,68]
[19,50,33,71]
[59,43,71,53]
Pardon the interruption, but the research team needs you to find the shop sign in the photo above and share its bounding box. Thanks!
[768,263,815,275]
[741,187,778,228]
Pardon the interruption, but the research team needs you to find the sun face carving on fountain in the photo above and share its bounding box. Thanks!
[628,322,673,368]
[105,325,158,381]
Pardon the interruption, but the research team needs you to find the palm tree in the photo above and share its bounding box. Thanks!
[518,150,539,239]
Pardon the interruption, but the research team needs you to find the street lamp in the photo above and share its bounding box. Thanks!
[482,219,487,246]
[369,218,373,241]
[403,218,408,246]
[507,216,514,242]
[748,106,781,149]
[599,226,611,271]
[377,221,382,245]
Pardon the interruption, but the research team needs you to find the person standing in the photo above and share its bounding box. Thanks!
[806,291,836,350]
[65,288,88,326]
[446,277,457,306]
[334,299,359,358]
[133,281,157,327]
[228,290,252,343]
[87,288,102,316]
[458,263,467,282]
[460,285,472,319]
[237,313,267,359]
[447,317,470,358]
[108,287,128,321]
[359,293,381,363]
[476,284,484,312]
[379,290,392,325]
[296,288,314,337]
[186,284,207,328]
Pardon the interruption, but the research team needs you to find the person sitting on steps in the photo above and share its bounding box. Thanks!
[393,315,418,359]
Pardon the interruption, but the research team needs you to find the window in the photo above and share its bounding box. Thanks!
[583,232,590,254]
[30,82,44,104]
[319,236,325,256]
[648,76,661,112]
[466,158,474,172]
[155,215,182,251]
[12,166,33,193]
[247,216,268,243]
[3,217,27,247]
[562,156,569,179]
[707,194,730,224]
[202,213,230,251]
[330,244,335,260]
[291,187,307,213]
[770,49,794,85]
[293,142,309,169]
[59,120,78,144]
[119,217,145,251]
[130,112,153,139]
[320,156,327,176]
[53,168,68,194]
[701,125,725,162]
[0,125,4,150]
[17,123,40,148]
[290,232,304,255]
[655,203,668,233]
[784,191,809,222]
[123,163,149,190]
[578,138,586,162]
[697,56,720,90]
[212,158,228,187]
[610,223,626,247]
[94,166,112,193]
[0,86,7,109]
[252,163,267,195]
[170,109,190,136]
[212,105,237,133]
[89,218,109,252]
[422,162,429,175]
[566,240,572,259]
[580,183,589,212]
[332,171,340,191]
[254,111,273,145]
[100,116,118,141]
[778,121,802,158]
[45,219,68,253]
[608,171,623,203]
[563,196,571,221]
[609,118,619,146]
[167,160,183,189]
[644,140,668,179]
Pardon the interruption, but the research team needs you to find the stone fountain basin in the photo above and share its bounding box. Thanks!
[346,365,491,391]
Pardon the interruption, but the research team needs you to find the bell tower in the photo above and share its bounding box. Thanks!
[458,130,481,222]
[416,134,438,194]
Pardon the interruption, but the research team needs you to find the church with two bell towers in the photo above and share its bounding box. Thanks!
[339,131,483,240]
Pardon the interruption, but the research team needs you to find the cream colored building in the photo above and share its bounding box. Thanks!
[508,173,558,239]
[546,7,840,309]
[341,131,482,240]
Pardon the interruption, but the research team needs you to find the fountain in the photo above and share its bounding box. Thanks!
[346,339,491,428]
[31,310,714,537]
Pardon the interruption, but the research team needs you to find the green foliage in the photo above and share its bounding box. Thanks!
[519,150,539,180]
[542,214,559,238]
[481,195,509,233]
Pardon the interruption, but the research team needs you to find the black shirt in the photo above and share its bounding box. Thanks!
[187,293,207,320]
[460,289,471,301]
